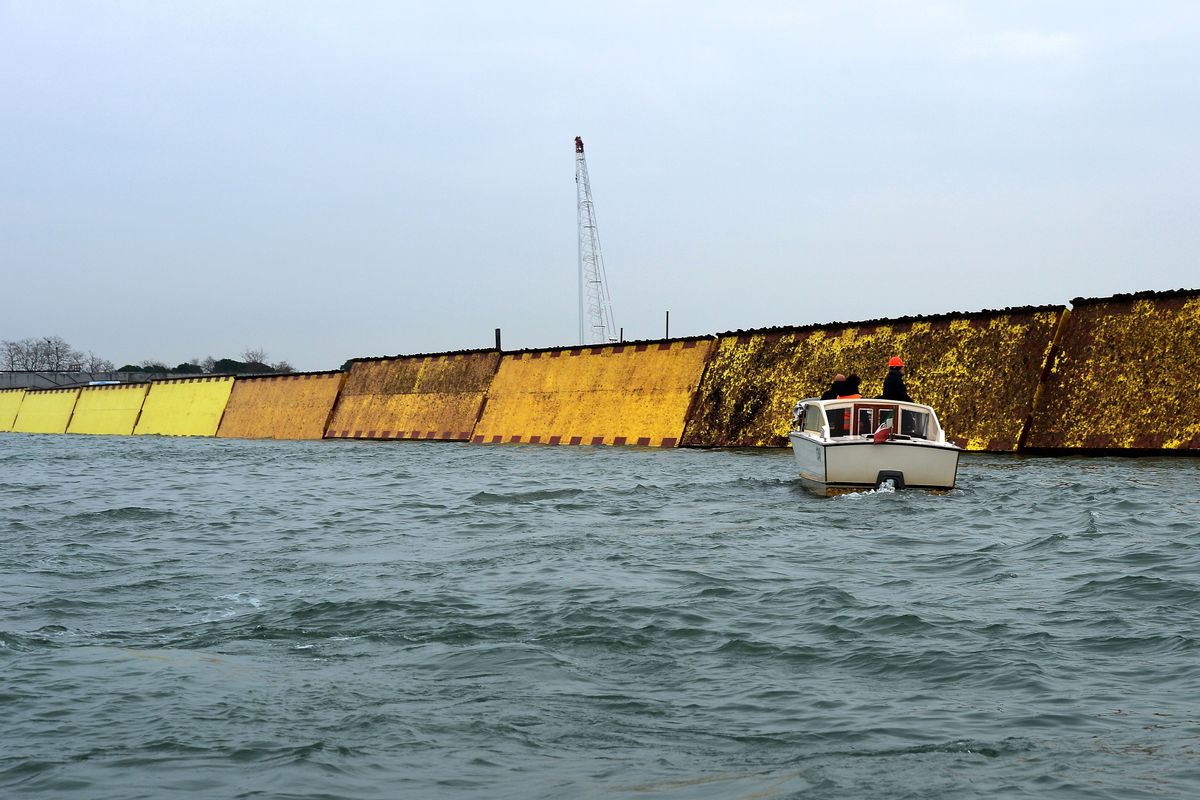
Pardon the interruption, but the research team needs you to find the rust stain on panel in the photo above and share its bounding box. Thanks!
[472,339,712,447]
[1025,291,1200,451]
[325,352,500,440]
[218,372,346,440]
[682,309,1064,451]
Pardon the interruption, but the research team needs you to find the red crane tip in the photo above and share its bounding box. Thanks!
[575,136,584,153]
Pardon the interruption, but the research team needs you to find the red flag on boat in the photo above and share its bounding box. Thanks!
[873,421,892,444]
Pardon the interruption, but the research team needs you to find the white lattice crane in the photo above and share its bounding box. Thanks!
[575,136,617,344]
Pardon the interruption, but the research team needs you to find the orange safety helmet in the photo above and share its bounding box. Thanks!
[888,356,905,367]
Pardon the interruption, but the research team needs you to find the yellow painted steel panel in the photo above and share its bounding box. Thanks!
[218,373,346,440]
[472,340,712,446]
[684,309,1064,451]
[67,384,150,435]
[11,388,80,434]
[0,389,26,432]
[1026,293,1200,450]
[134,377,234,437]
[325,353,500,440]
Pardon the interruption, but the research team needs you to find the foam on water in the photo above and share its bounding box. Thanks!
[1,434,1199,799]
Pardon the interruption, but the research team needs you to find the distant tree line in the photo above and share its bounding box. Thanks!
[1,336,113,372]
[3,337,296,375]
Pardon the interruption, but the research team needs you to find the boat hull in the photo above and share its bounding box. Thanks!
[789,433,960,495]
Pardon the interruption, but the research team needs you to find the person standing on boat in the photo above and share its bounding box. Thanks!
[821,373,847,400]
[881,357,913,402]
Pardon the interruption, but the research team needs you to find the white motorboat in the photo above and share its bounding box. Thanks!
[788,398,961,495]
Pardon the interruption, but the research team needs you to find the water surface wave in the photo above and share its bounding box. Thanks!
[2,435,1198,798]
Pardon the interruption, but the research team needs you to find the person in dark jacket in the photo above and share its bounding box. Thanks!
[881,356,912,402]
[839,374,862,398]
[820,373,847,400]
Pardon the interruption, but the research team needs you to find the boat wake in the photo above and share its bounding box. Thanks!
[837,480,897,499]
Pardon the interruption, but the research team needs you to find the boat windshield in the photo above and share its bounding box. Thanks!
[849,404,897,436]
[814,401,937,441]
[857,406,897,436]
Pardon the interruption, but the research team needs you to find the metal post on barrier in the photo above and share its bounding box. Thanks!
[495,328,502,351]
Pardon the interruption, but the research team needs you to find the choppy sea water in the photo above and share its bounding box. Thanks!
[1,434,1198,800]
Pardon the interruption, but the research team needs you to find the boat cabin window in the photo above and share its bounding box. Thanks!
[853,404,898,436]
[825,407,850,437]
[804,404,824,433]
[901,409,930,439]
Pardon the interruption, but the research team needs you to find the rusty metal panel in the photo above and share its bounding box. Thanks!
[472,339,712,447]
[325,352,501,440]
[218,372,346,440]
[1026,290,1200,451]
[682,308,1065,451]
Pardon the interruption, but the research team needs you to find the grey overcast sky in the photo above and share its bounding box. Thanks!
[3,2,1198,370]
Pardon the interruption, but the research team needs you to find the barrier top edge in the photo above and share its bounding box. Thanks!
[348,336,716,362]
[1070,287,1199,307]
[348,346,501,364]
[502,334,716,357]
[714,303,1069,338]
[231,369,344,380]
[146,374,237,385]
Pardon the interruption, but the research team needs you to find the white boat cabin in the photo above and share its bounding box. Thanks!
[793,398,949,444]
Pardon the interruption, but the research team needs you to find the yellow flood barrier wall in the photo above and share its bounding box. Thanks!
[325,351,501,440]
[218,372,347,440]
[1025,290,1200,451]
[682,307,1066,451]
[133,376,234,437]
[66,383,150,435]
[11,388,81,434]
[472,339,713,447]
[0,389,26,432]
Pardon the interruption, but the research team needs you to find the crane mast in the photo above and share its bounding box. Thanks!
[575,136,617,344]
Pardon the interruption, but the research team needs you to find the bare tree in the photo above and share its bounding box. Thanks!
[241,347,269,366]
[200,356,216,373]
[1,338,39,370]
[270,360,296,374]
[84,352,115,372]
[1,336,85,371]
[42,336,82,371]
[27,339,48,369]
[1,340,22,370]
